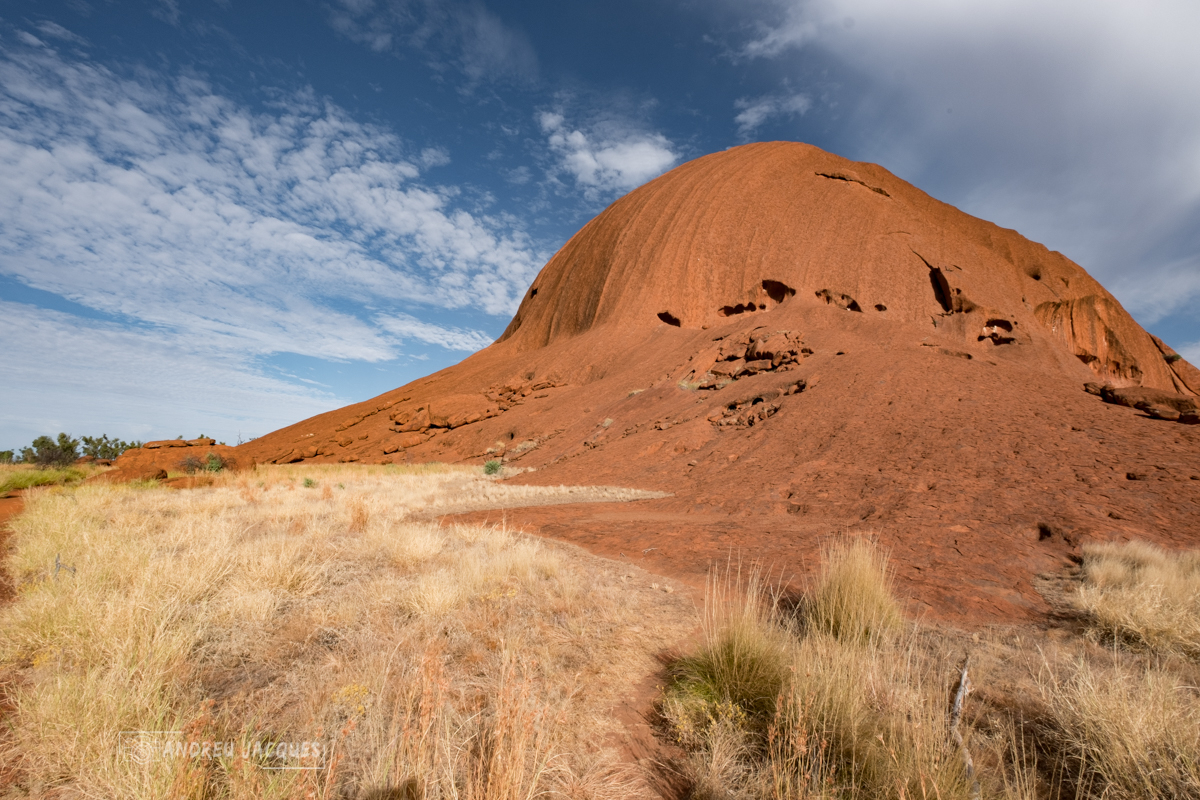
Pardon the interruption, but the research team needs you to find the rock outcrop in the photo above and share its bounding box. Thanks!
[94,442,241,483]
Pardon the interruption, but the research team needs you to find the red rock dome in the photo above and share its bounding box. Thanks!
[236,142,1200,622]
[500,142,1194,394]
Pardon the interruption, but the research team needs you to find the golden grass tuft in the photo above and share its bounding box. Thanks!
[805,537,903,642]
[771,633,974,800]
[1075,539,1200,658]
[663,536,1200,800]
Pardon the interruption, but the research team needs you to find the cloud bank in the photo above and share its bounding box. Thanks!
[735,0,1200,326]
[0,300,340,446]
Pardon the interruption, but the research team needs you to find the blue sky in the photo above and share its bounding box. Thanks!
[2,0,1198,449]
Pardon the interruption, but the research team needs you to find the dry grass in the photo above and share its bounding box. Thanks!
[1036,658,1200,800]
[1075,539,1200,658]
[765,634,975,800]
[663,542,972,800]
[9,471,1200,800]
[804,538,903,643]
[236,462,668,519]
[0,464,694,799]
[662,537,1200,800]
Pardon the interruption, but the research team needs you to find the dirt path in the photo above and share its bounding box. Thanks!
[0,492,22,602]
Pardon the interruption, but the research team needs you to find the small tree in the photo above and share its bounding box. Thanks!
[80,434,141,460]
[20,433,80,467]
[0,450,13,464]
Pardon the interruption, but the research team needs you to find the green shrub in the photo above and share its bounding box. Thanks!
[19,433,80,467]
[204,453,226,473]
[179,455,204,475]
[483,459,503,475]
[303,477,316,488]
[664,565,792,745]
[0,450,13,464]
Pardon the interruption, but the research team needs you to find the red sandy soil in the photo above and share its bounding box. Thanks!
[189,142,1197,624]
[0,492,22,602]
[0,491,19,783]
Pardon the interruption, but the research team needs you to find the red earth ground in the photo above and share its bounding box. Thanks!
[123,141,1200,624]
[0,492,21,602]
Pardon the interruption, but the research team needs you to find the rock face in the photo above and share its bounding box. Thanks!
[238,142,1200,623]
[95,443,242,483]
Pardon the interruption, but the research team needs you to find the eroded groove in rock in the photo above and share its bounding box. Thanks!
[761,279,796,303]
[979,318,1016,345]
[719,303,759,317]
[815,289,862,312]
[1150,334,1200,395]
[928,267,953,313]
[815,170,891,197]
[1034,296,1148,386]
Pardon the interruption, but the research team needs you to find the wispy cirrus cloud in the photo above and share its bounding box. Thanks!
[0,32,530,443]
[0,36,538,360]
[33,21,87,45]
[327,0,538,84]
[375,313,493,351]
[538,110,678,200]
[734,91,811,137]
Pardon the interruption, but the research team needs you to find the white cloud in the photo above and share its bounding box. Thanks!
[0,36,541,445]
[1108,256,1200,326]
[539,111,678,198]
[0,300,341,449]
[419,146,450,168]
[34,21,87,45]
[742,13,817,58]
[0,41,543,364]
[457,3,538,82]
[375,314,493,351]
[1177,341,1200,367]
[151,0,181,27]
[734,0,1200,326]
[734,92,811,136]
